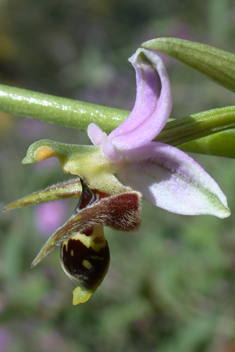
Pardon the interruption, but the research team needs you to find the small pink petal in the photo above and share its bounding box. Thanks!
[101,139,124,166]
[88,123,107,145]
[109,48,172,151]
[116,142,230,218]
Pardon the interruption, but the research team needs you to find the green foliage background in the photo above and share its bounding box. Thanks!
[1,0,235,351]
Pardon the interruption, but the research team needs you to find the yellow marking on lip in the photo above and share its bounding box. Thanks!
[82,260,92,269]
[34,146,55,161]
[63,240,69,251]
[90,255,104,261]
[71,249,74,257]
[68,226,106,252]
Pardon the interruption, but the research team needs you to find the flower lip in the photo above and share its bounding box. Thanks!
[60,228,110,291]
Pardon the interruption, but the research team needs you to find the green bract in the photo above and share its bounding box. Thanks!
[142,37,235,93]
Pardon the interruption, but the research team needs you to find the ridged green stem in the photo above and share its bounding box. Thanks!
[1,84,235,158]
[0,84,128,133]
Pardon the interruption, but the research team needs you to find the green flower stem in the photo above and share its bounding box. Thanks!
[142,37,235,92]
[155,106,235,158]
[0,84,128,133]
[1,84,235,158]
[156,106,235,145]
[178,130,235,158]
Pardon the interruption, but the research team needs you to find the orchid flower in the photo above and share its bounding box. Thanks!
[88,48,230,218]
[5,47,230,305]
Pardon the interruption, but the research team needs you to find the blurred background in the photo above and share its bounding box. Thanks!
[1,0,235,351]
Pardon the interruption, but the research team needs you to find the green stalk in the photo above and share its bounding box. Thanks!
[156,106,235,145]
[1,84,235,158]
[0,84,128,133]
[156,106,235,158]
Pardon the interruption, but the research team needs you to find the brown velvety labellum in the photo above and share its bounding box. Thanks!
[60,234,110,290]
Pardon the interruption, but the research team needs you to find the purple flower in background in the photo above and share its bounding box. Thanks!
[88,48,230,218]
[34,202,68,237]
[0,327,12,352]
[40,331,65,352]
[18,119,48,140]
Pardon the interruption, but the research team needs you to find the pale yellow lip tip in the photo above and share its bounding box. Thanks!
[72,286,93,305]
